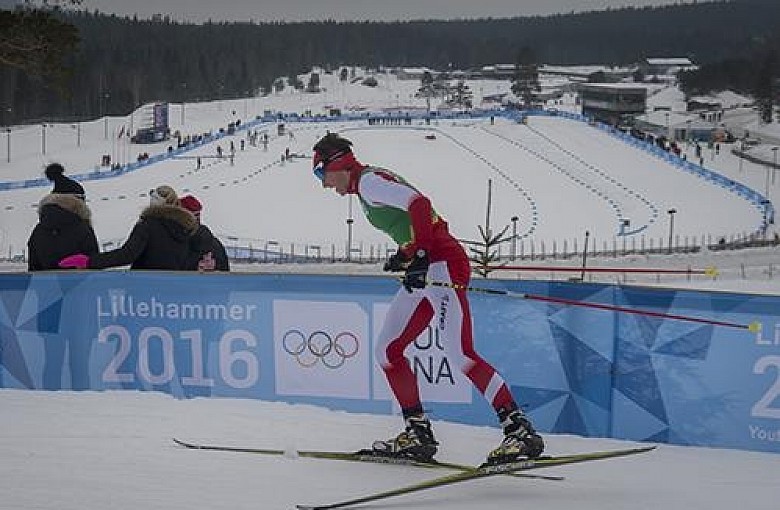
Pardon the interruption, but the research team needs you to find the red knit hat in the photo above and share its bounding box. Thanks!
[180,194,202,213]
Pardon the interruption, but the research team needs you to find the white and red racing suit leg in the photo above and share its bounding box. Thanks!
[376,256,516,414]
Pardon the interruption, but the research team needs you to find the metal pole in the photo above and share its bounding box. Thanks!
[346,194,354,261]
[41,124,46,154]
[4,108,10,163]
[346,218,354,261]
[103,93,109,139]
[766,167,771,199]
[667,208,677,254]
[181,83,186,126]
[511,216,518,260]
[580,230,590,280]
[738,140,744,173]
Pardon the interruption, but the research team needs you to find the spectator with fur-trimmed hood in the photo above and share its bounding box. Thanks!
[27,193,99,271]
[58,185,198,270]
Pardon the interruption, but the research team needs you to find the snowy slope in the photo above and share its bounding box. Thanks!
[0,389,776,510]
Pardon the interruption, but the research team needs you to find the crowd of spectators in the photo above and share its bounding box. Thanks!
[27,163,229,273]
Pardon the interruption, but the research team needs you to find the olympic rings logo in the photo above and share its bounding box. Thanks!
[282,329,360,369]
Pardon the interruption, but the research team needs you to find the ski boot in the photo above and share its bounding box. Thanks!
[371,415,439,461]
[485,408,545,466]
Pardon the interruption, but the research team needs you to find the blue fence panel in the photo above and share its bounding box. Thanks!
[610,285,780,451]
[1,272,777,453]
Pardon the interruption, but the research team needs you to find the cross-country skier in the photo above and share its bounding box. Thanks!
[312,133,544,465]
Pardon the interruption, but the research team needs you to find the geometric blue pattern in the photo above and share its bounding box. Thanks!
[1,273,778,453]
[654,325,712,360]
[506,282,725,444]
[0,274,37,388]
[549,322,612,410]
[612,287,719,442]
[614,337,669,425]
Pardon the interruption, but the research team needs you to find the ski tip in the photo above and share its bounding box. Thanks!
[172,437,195,448]
[609,444,656,458]
[295,505,319,510]
[604,444,656,456]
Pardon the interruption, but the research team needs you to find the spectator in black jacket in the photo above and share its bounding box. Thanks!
[180,194,230,271]
[58,185,198,270]
[44,162,86,199]
[28,189,99,390]
[27,192,99,271]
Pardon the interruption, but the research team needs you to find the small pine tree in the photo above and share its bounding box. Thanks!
[306,73,320,93]
[290,75,305,90]
[467,179,510,277]
[511,46,541,109]
[754,51,777,124]
[452,80,473,108]
[469,224,510,277]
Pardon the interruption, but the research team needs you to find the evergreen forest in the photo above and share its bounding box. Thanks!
[1,0,779,126]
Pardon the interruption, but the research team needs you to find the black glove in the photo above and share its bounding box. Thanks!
[402,249,429,292]
[383,249,408,272]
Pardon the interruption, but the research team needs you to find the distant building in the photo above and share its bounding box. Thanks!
[633,111,717,142]
[541,64,635,82]
[639,58,697,82]
[482,92,508,104]
[688,90,753,112]
[578,83,647,125]
[478,64,516,79]
[396,67,436,80]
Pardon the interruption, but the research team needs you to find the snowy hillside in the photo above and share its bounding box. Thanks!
[0,68,778,293]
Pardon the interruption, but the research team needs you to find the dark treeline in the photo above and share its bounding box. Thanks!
[1,0,779,126]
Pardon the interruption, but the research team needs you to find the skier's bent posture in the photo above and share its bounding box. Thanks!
[312,133,544,464]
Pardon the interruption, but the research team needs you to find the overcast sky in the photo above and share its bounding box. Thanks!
[20,0,688,23]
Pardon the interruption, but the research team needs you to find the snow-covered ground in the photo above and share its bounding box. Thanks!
[1,389,777,510]
[1,69,779,293]
[2,69,780,510]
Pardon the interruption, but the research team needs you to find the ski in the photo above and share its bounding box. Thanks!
[171,437,563,481]
[295,445,656,510]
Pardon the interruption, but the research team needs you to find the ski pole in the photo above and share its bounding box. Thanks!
[424,280,760,332]
[478,265,719,276]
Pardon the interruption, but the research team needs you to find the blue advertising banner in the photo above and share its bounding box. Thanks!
[0,272,777,453]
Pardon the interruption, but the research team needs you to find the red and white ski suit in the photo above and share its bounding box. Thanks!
[354,166,517,416]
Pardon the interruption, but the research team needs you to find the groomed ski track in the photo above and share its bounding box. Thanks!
[0,114,763,257]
